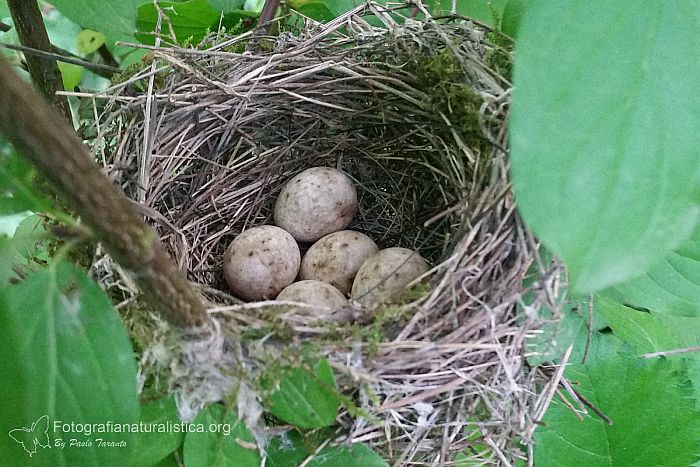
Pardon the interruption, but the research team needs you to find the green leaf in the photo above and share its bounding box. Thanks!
[243,0,265,13]
[182,403,260,467]
[266,430,309,467]
[12,214,49,262]
[526,302,586,366]
[510,0,700,295]
[442,0,507,27]
[77,29,106,54]
[58,62,84,90]
[150,453,181,467]
[131,397,185,467]
[651,314,700,410]
[0,212,31,236]
[0,235,22,285]
[0,145,53,215]
[289,0,335,22]
[610,225,700,318]
[264,358,339,429]
[306,444,388,467]
[500,0,530,37]
[534,332,700,467]
[208,0,246,13]
[43,6,83,55]
[137,0,255,45]
[48,0,144,42]
[137,0,220,45]
[594,295,678,355]
[525,298,607,366]
[0,261,138,466]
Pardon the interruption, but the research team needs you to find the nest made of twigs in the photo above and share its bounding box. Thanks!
[86,3,562,465]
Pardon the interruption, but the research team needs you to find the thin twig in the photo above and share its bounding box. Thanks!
[0,42,120,77]
[641,345,700,359]
[581,294,594,364]
[565,385,613,425]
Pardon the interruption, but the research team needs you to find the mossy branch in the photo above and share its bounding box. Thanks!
[0,54,211,330]
[7,0,71,122]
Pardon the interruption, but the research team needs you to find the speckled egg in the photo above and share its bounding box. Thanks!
[351,247,429,307]
[276,280,348,315]
[223,225,300,301]
[274,167,358,242]
[299,230,378,295]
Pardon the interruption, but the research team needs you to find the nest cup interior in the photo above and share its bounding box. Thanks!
[95,7,553,464]
[108,26,508,302]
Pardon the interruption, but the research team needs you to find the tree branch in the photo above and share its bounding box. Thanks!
[259,0,281,26]
[0,54,211,331]
[7,0,71,122]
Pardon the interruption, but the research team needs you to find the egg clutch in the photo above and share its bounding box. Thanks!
[222,167,429,313]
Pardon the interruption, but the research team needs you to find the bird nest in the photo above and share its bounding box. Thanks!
[87,3,563,465]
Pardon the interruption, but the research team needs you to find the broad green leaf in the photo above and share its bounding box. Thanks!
[0,1,9,18]
[306,444,388,467]
[41,8,85,88]
[12,214,49,262]
[594,295,678,354]
[0,212,31,236]
[266,430,309,467]
[526,303,584,366]
[137,0,255,45]
[0,145,54,215]
[441,0,507,26]
[0,235,22,285]
[326,0,378,17]
[43,6,82,52]
[243,0,265,13]
[289,0,335,22]
[510,1,700,294]
[48,0,144,42]
[58,62,84,90]
[610,225,700,318]
[0,261,138,466]
[500,0,530,38]
[264,358,339,429]
[182,404,260,467]
[534,332,700,467]
[653,314,700,410]
[151,453,181,467]
[131,397,185,467]
[208,0,246,13]
[526,298,606,366]
[137,0,220,45]
[77,30,106,54]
